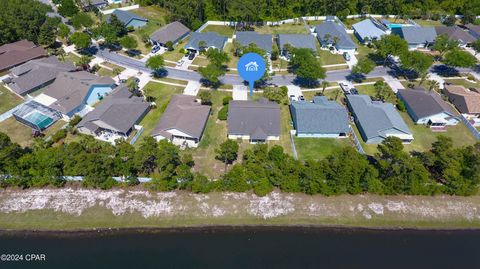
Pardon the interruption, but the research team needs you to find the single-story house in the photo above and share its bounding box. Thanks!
[235,31,272,54]
[107,9,148,29]
[290,96,350,138]
[352,18,388,43]
[0,40,46,71]
[397,88,459,127]
[465,24,480,39]
[34,71,116,119]
[315,18,357,53]
[346,95,413,144]
[392,26,437,50]
[444,85,480,118]
[150,21,191,47]
[77,86,150,142]
[79,0,108,10]
[277,34,317,58]
[6,56,76,96]
[151,94,210,148]
[184,32,228,53]
[227,98,280,143]
[435,26,477,47]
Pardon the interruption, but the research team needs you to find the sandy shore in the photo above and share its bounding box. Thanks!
[1,188,480,230]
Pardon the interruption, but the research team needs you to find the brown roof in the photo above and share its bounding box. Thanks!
[444,85,480,114]
[435,26,477,44]
[0,40,46,71]
[152,94,210,140]
[44,71,115,115]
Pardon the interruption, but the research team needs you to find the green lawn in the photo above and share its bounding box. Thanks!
[302,88,344,103]
[318,49,346,65]
[186,90,231,179]
[61,53,81,66]
[0,118,32,147]
[223,43,239,69]
[162,38,189,62]
[253,23,308,34]
[101,62,125,72]
[294,137,354,160]
[201,25,235,37]
[351,110,478,156]
[350,34,376,60]
[342,18,365,29]
[130,6,169,54]
[355,83,397,103]
[413,19,443,27]
[0,86,22,114]
[443,78,480,89]
[154,77,189,85]
[192,55,210,67]
[135,82,184,144]
[97,67,115,77]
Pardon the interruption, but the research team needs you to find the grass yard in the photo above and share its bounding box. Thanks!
[97,67,115,77]
[101,61,125,71]
[302,88,344,103]
[342,18,365,29]
[201,25,235,37]
[0,86,22,114]
[443,78,480,89]
[413,19,443,27]
[253,23,308,34]
[350,34,376,60]
[355,83,397,103]
[154,77,189,86]
[135,82,184,144]
[192,55,210,67]
[271,58,289,70]
[130,6,169,54]
[294,137,354,160]
[223,43,239,69]
[0,118,33,147]
[162,38,189,62]
[318,49,346,65]
[61,53,81,66]
[185,90,232,179]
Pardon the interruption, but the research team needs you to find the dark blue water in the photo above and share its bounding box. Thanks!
[0,227,479,269]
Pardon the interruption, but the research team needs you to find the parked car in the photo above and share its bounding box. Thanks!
[289,95,298,102]
[188,52,196,60]
[350,88,358,95]
[151,46,161,54]
[299,95,305,101]
[343,52,351,61]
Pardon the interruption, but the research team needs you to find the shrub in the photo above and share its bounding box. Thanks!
[467,74,476,81]
[222,96,233,105]
[218,105,228,120]
[51,129,67,143]
[69,115,82,128]
[396,99,406,112]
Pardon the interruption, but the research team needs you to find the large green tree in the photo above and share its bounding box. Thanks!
[443,48,478,68]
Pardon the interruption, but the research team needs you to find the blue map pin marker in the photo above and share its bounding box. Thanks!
[237,52,266,97]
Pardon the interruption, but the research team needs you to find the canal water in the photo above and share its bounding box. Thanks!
[0,227,479,269]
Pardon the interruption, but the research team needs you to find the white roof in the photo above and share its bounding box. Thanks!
[34,93,57,106]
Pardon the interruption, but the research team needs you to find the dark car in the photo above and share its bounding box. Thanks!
[188,52,196,60]
[151,46,161,53]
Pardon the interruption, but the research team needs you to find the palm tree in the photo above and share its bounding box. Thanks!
[113,68,122,81]
[427,80,440,93]
[57,48,66,61]
[333,88,342,101]
[321,80,329,95]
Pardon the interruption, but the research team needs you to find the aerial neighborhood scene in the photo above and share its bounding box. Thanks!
[2,1,480,265]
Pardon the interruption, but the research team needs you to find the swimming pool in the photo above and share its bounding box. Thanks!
[388,23,405,28]
[86,85,113,105]
[24,111,54,129]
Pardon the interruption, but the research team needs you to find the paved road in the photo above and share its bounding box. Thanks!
[95,47,479,86]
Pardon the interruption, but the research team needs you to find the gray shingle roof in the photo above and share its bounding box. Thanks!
[435,26,477,44]
[8,56,76,95]
[347,95,412,141]
[78,86,150,134]
[0,40,46,71]
[235,31,272,53]
[152,94,211,140]
[315,21,357,49]
[352,19,387,42]
[397,88,458,121]
[185,32,227,51]
[150,21,191,44]
[44,71,115,115]
[291,96,350,134]
[277,34,317,51]
[227,98,280,139]
[393,26,437,44]
[108,9,147,26]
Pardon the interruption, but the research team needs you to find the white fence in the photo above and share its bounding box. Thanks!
[460,115,480,140]
[64,176,152,183]
[350,125,366,155]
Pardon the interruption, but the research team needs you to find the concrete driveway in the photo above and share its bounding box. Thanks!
[233,85,248,100]
[287,85,302,99]
[183,81,200,96]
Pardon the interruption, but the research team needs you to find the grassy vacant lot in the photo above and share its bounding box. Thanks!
[0,86,22,114]
[186,90,231,179]
[294,137,353,160]
[135,82,184,144]
[201,25,235,37]
[253,23,308,34]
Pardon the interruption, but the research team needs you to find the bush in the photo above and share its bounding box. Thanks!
[222,96,233,105]
[51,129,67,143]
[396,99,406,112]
[180,48,187,54]
[69,115,82,128]
[218,105,228,120]
[467,74,476,81]
[263,87,288,104]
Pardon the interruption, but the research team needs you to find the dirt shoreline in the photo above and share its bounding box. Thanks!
[2,188,480,231]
